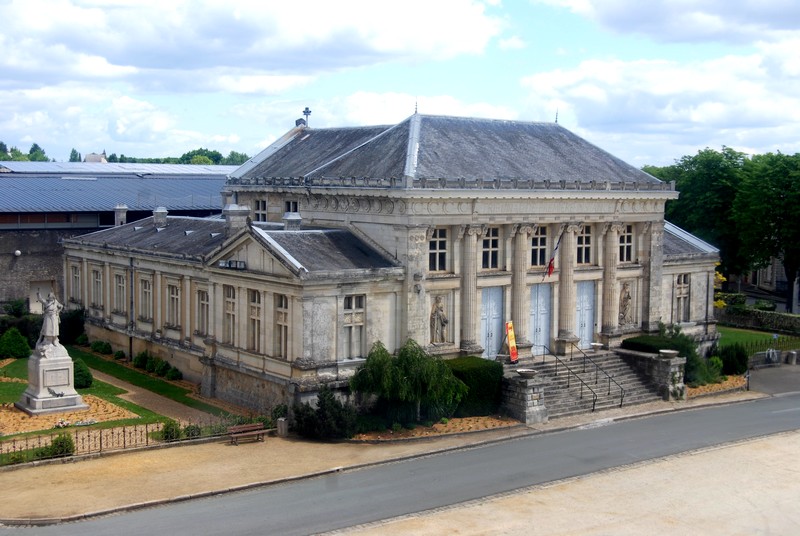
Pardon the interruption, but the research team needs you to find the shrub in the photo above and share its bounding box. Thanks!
[165,366,183,381]
[90,340,113,355]
[752,299,777,312]
[161,419,182,442]
[73,358,93,388]
[291,385,357,440]
[59,308,85,344]
[48,433,75,458]
[155,359,171,377]
[145,355,162,373]
[113,350,126,360]
[4,299,26,318]
[0,327,31,358]
[271,403,288,422]
[707,356,724,382]
[719,343,749,375]
[183,423,202,439]
[75,333,89,346]
[446,356,503,417]
[133,351,149,369]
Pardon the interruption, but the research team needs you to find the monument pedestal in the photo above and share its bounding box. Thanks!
[15,342,88,416]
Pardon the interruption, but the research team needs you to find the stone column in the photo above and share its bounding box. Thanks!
[555,223,580,354]
[512,224,534,345]
[602,222,624,335]
[641,221,665,332]
[154,270,162,334]
[182,276,192,342]
[460,225,482,353]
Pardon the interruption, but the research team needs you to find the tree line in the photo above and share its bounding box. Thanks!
[0,142,249,166]
[644,148,800,313]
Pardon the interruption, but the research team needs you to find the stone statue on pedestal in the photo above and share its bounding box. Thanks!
[15,290,87,415]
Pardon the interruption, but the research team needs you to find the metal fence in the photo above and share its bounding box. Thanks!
[0,415,255,466]
[731,335,800,357]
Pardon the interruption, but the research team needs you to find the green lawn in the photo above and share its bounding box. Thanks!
[68,346,232,417]
[716,326,774,348]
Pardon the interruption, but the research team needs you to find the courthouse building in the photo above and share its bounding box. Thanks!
[62,115,719,410]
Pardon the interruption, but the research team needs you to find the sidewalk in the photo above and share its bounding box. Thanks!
[0,386,765,525]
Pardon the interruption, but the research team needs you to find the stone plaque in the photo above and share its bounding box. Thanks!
[44,368,69,387]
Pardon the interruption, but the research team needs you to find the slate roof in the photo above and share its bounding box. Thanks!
[0,162,235,212]
[66,217,399,274]
[231,114,664,188]
[252,228,399,273]
[64,217,229,259]
[663,222,719,261]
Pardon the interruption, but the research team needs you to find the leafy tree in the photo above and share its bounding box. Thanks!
[0,141,8,156]
[646,147,750,280]
[28,143,49,162]
[735,152,800,313]
[189,155,213,165]
[180,148,223,165]
[222,150,250,165]
[351,340,467,422]
[69,148,82,162]
[0,327,31,358]
[106,153,119,162]
[9,146,29,161]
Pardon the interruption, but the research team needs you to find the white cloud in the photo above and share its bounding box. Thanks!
[499,36,526,50]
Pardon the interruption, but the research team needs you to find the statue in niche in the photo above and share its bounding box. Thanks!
[619,282,633,325]
[37,290,64,348]
[430,295,449,344]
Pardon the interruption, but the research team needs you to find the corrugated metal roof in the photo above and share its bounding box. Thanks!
[0,176,225,212]
[0,162,239,175]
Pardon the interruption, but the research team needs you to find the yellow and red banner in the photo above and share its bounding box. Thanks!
[506,321,518,364]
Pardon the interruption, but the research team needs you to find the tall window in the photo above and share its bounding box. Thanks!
[531,226,548,267]
[248,290,262,353]
[196,289,209,336]
[482,227,500,269]
[429,228,448,272]
[619,224,633,263]
[223,285,236,345]
[91,269,103,308]
[343,294,365,359]
[285,200,298,213]
[254,199,268,222]
[275,294,289,359]
[676,274,690,322]
[140,278,152,321]
[70,265,81,303]
[167,284,181,327]
[576,225,592,265]
[114,274,126,314]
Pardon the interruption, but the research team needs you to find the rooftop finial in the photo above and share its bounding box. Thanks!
[415,98,418,114]
[555,108,559,124]
[302,106,311,126]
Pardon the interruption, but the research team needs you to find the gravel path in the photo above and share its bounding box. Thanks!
[90,370,218,423]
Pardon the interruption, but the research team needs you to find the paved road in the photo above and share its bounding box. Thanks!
[11,392,800,536]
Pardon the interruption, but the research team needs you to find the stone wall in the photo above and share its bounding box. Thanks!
[501,376,548,424]
[616,348,686,401]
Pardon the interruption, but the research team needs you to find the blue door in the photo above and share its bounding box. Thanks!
[480,287,504,358]
[576,281,595,349]
[529,284,551,355]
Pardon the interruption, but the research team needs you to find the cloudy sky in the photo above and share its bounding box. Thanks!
[2,0,799,167]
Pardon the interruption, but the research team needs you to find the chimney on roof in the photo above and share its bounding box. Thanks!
[114,204,128,226]
[295,118,306,127]
[282,212,301,231]
[223,203,251,236]
[153,206,168,227]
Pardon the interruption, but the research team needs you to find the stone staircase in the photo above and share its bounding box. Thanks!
[506,350,662,419]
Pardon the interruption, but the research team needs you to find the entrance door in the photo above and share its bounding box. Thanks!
[529,284,551,355]
[575,281,595,349]
[480,287,504,359]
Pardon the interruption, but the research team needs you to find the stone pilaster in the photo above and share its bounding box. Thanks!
[602,222,624,335]
[642,221,665,332]
[556,223,580,354]
[511,224,534,345]
[460,225,482,353]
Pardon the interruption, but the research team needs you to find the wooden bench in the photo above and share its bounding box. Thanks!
[227,423,273,445]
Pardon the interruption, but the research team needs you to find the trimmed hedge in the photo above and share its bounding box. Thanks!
[446,356,503,417]
[0,327,31,358]
[620,335,679,353]
[73,358,94,388]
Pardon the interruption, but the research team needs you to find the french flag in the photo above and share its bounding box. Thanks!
[542,227,565,280]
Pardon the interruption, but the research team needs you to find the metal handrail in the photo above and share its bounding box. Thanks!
[535,344,598,412]
[568,342,625,408]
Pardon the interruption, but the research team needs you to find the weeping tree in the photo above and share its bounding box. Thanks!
[350,340,467,422]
